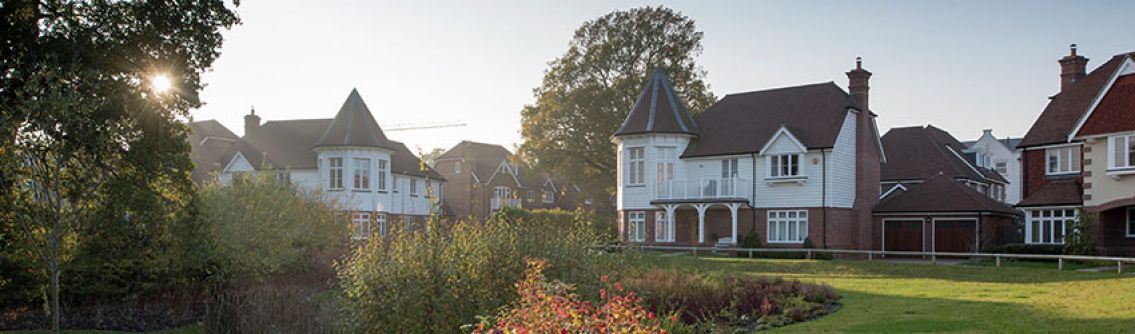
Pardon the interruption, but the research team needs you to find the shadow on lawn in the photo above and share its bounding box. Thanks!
[652,254,1130,284]
[779,290,1135,333]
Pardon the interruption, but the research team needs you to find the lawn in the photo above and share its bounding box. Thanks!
[1,326,199,334]
[646,254,1135,333]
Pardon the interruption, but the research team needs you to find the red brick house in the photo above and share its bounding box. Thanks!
[874,125,1017,253]
[434,141,586,221]
[1019,45,1135,256]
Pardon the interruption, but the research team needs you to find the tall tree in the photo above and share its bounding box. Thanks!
[516,6,715,211]
[0,1,239,331]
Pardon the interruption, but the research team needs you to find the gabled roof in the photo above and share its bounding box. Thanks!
[1017,179,1082,207]
[681,82,863,158]
[314,89,396,150]
[1019,52,1135,148]
[389,141,445,180]
[874,174,1016,214]
[437,141,512,182]
[188,120,239,181]
[1075,71,1135,137]
[881,125,1000,183]
[243,119,331,169]
[613,69,699,137]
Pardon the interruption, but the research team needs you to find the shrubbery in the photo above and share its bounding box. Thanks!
[626,270,840,331]
[337,207,633,333]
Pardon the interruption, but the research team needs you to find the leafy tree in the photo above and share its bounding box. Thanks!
[0,1,239,331]
[418,147,447,167]
[516,6,716,211]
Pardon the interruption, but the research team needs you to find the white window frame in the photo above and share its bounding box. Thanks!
[351,212,371,240]
[1109,134,1135,170]
[353,158,371,191]
[1045,146,1081,175]
[722,158,739,179]
[767,210,808,243]
[768,154,803,179]
[628,211,646,242]
[328,157,343,190]
[1127,207,1135,238]
[410,178,419,197]
[392,175,399,193]
[455,161,462,174]
[626,147,645,186]
[654,211,673,242]
[994,162,1008,176]
[542,190,554,204]
[377,159,388,191]
[377,214,387,236]
[1025,208,1077,244]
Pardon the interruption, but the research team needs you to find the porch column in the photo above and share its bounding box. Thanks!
[695,204,709,243]
[664,204,677,242]
[727,203,741,244]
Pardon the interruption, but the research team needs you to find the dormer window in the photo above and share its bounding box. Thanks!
[769,154,802,178]
[328,158,343,190]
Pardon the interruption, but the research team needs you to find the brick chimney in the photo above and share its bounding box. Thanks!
[1059,44,1089,92]
[846,57,872,111]
[244,106,260,135]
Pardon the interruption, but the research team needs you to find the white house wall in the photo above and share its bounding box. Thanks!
[616,134,692,210]
[825,113,857,208]
[972,133,1021,204]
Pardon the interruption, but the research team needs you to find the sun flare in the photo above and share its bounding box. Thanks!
[151,74,172,93]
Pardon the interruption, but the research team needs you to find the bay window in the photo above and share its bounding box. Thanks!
[628,211,646,242]
[1109,134,1135,170]
[353,158,370,190]
[1045,146,1080,175]
[328,157,343,190]
[626,147,645,185]
[1025,209,1077,244]
[767,210,808,243]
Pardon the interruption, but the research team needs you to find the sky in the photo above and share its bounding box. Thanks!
[191,0,1135,154]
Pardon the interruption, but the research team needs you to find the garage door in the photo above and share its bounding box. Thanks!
[934,220,977,253]
[884,220,923,252]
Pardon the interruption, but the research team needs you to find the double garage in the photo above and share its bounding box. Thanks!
[881,217,981,253]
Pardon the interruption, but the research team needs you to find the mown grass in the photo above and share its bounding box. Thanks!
[646,254,1135,333]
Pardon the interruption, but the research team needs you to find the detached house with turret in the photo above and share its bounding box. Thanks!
[188,89,445,239]
[614,60,884,250]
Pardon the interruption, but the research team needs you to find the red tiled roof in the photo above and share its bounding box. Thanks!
[873,174,1016,214]
[1019,53,1134,148]
[614,69,699,137]
[1017,179,1082,207]
[681,82,863,158]
[1076,73,1135,137]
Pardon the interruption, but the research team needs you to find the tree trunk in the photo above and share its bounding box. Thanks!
[51,262,60,333]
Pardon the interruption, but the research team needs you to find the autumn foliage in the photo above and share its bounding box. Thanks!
[473,259,669,334]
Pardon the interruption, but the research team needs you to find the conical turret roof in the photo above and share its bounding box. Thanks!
[314,89,395,150]
[613,69,699,137]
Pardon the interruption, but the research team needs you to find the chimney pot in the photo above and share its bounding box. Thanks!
[846,57,872,111]
[244,106,261,135]
[1058,43,1089,92]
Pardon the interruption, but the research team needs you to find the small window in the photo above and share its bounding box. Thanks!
[654,211,673,242]
[1127,207,1135,238]
[410,179,419,196]
[328,158,343,190]
[1110,134,1135,170]
[377,159,388,191]
[526,190,536,202]
[1045,146,1080,175]
[392,176,399,193]
[769,154,801,178]
[994,162,1008,176]
[353,158,371,190]
[404,216,413,233]
[767,210,808,243]
[722,158,739,178]
[350,212,371,240]
[376,214,387,236]
[627,211,646,242]
[455,161,462,174]
[542,190,554,204]
[626,147,645,185]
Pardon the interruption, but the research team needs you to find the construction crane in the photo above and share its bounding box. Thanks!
[382,120,466,132]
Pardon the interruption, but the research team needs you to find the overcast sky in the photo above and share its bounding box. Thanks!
[190,0,1135,154]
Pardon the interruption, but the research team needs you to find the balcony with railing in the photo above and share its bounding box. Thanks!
[491,197,522,210]
[653,178,751,204]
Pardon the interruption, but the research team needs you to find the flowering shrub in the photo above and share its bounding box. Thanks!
[473,259,670,334]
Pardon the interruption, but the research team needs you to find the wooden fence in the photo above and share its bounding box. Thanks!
[596,244,1135,274]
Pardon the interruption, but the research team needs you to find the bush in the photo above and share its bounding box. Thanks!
[472,259,667,333]
[337,207,635,333]
[625,270,840,331]
[1064,209,1096,256]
